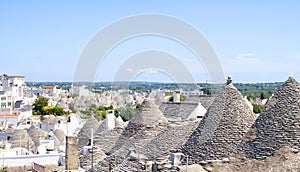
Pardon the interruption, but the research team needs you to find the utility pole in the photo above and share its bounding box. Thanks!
[19,136,21,155]
[186,155,188,172]
[91,146,94,171]
[27,140,29,155]
[91,129,94,172]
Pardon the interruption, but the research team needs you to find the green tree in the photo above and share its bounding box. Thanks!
[97,105,114,120]
[201,88,211,95]
[83,104,115,120]
[115,107,136,122]
[165,92,172,96]
[33,96,48,115]
[168,95,186,102]
[89,104,98,113]
[0,166,8,172]
[51,106,64,116]
[42,106,64,116]
[180,95,186,101]
[246,94,254,101]
[253,104,263,114]
[136,103,141,109]
[71,93,78,98]
[260,92,267,99]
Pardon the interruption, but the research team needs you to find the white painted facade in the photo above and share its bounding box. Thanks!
[0,75,25,99]
[0,75,25,114]
[0,153,62,167]
[66,114,83,135]
[0,91,13,114]
[0,114,20,126]
[41,86,57,95]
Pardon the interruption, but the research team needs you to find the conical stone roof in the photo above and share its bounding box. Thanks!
[143,120,200,159]
[77,117,100,149]
[159,102,204,121]
[181,82,256,163]
[49,131,61,150]
[241,77,300,159]
[92,118,128,154]
[10,129,35,150]
[93,127,127,154]
[129,98,168,127]
[93,99,168,171]
[28,126,48,148]
[108,98,167,155]
[53,129,66,144]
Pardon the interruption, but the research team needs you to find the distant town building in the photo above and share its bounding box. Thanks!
[42,85,61,95]
[69,85,91,97]
[0,91,13,114]
[0,113,19,126]
[181,90,204,97]
[0,74,25,114]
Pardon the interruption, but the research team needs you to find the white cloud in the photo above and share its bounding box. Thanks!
[233,53,262,64]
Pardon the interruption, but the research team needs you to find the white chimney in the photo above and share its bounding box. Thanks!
[91,129,93,147]
[173,90,181,103]
[106,110,115,130]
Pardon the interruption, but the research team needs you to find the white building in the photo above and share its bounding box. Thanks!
[0,74,25,114]
[41,85,61,95]
[0,91,13,114]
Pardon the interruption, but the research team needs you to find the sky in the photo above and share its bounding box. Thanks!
[0,1,299,83]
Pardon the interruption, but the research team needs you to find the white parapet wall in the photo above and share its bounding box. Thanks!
[0,153,62,167]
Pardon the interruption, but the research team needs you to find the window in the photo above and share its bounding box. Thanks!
[18,87,22,97]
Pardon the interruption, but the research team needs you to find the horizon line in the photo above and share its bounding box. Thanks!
[24,80,284,84]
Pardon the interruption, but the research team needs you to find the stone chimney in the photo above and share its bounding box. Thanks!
[173,90,181,103]
[226,76,232,85]
[65,136,78,171]
[106,110,115,130]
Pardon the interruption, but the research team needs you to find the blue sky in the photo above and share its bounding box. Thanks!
[0,1,299,83]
